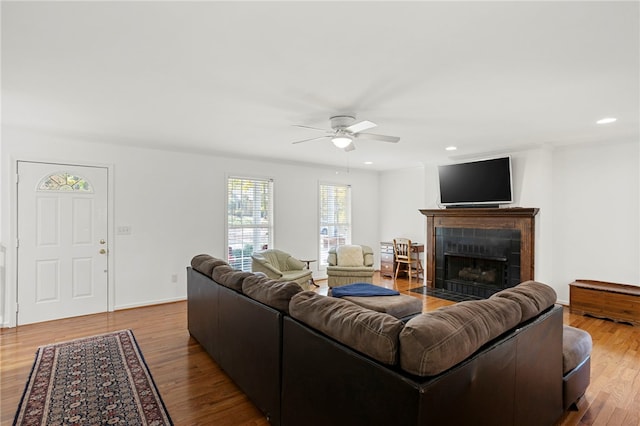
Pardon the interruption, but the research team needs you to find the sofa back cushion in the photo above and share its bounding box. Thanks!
[289,291,404,365]
[258,249,293,270]
[399,297,522,376]
[490,280,557,322]
[242,274,303,314]
[191,254,229,277]
[336,245,364,267]
[211,265,253,292]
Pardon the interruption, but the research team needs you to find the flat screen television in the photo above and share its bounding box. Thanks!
[438,156,513,207]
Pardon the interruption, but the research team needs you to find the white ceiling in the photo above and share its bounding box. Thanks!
[2,1,639,171]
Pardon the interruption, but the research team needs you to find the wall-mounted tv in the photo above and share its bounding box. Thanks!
[438,156,513,207]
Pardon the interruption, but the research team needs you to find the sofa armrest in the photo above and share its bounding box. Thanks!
[362,245,374,267]
[251,259,284,279]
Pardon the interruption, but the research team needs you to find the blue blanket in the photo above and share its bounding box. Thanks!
[331,283,400,298]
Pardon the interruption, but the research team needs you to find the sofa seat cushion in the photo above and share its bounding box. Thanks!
[399,297,522,376]
[563,325,593,374]
[242,274,303,314]
[211,265,253,292]
[191,254,229,277]
[289,291,404,365]
[336,245,364,267]
[326,266,375,275]
[491,280,557,322]
[281,269,312,282]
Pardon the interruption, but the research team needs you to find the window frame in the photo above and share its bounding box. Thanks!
[225,174,275,271]
[318,181,352,267]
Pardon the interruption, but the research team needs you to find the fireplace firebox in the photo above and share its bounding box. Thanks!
[436,227,521,298]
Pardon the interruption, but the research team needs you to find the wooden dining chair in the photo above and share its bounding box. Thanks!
[393,238,424,281]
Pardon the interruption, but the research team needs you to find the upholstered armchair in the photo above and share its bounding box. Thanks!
[327,245,375,288]
[251,249,313,290]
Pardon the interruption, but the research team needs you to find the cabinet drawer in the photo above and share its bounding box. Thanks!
[381,253,394,262]
[380,242,394,252]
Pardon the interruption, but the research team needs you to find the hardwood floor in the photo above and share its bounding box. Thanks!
[2,274,639,425]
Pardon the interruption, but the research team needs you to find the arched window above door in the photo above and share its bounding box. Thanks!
[37,172,93,192]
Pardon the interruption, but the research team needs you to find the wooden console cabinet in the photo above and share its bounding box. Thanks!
[570,280,640,326]
[380,242,395,278]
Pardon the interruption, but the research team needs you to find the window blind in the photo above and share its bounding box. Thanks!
[319,183,351,266]
[227,176,273,271]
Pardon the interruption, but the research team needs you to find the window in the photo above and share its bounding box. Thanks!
[319,183,351,266]
[227,176,274,271]
[38,172,93,192]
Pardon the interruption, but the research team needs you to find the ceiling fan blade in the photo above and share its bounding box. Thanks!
[292,135,331,144]
[344,141,356,152]
[346,120,377,134]
[355,133,400,143]
[292,124,329,132]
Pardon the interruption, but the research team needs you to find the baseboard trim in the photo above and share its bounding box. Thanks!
[114,296,186,311]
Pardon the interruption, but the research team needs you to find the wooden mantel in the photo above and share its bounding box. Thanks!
[419,208,539,288]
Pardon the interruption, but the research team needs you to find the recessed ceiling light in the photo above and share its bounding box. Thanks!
[364,161,373,165]
[445,146,457,151]
[597,117,617,124]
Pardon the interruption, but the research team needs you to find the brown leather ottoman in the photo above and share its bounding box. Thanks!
[341,293,423,321]
[329,283,423,321]
[562,325,592,410]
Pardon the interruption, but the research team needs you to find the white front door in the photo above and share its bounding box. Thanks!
[17,161,109,325]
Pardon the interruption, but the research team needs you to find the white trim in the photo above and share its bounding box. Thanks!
[114,296,186,311]
[6,157,115,328]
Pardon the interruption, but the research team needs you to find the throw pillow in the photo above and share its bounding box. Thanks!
[337,245,364,267]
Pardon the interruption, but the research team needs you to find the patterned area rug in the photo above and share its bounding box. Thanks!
[14,329,172,425]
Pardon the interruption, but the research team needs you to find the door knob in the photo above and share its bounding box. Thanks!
[100,239,106,244]
[99,249,107,254]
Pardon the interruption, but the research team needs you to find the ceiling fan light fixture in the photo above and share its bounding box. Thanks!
[332,136,353,148]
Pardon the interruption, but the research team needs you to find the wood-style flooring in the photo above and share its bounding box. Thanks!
[1,273,639,425]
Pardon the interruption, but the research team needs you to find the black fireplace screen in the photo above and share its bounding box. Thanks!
[435,227,521,299]
[445,254,507,288]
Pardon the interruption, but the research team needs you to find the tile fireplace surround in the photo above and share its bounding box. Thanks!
[419,208,539,292]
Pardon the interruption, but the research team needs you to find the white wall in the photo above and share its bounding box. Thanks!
[378,166,426,243]
[401,144,639,304]
[0,128,379,326]
[552,140,639,302]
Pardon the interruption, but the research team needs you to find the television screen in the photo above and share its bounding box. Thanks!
[438,157,513,206]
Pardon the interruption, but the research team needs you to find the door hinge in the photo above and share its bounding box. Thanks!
[16,303,19,314]
[16,238,19,248]
[16,173,19,184]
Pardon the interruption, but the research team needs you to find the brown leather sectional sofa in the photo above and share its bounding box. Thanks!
[187,254,584,426]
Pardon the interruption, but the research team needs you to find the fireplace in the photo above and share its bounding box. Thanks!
[420,208,539,299]
[435,227,521,298]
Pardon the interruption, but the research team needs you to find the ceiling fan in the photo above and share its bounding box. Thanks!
[292,115,400,152]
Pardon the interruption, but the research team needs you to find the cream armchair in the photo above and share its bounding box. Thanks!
[251,249,313,290]
[327,245,375,288]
